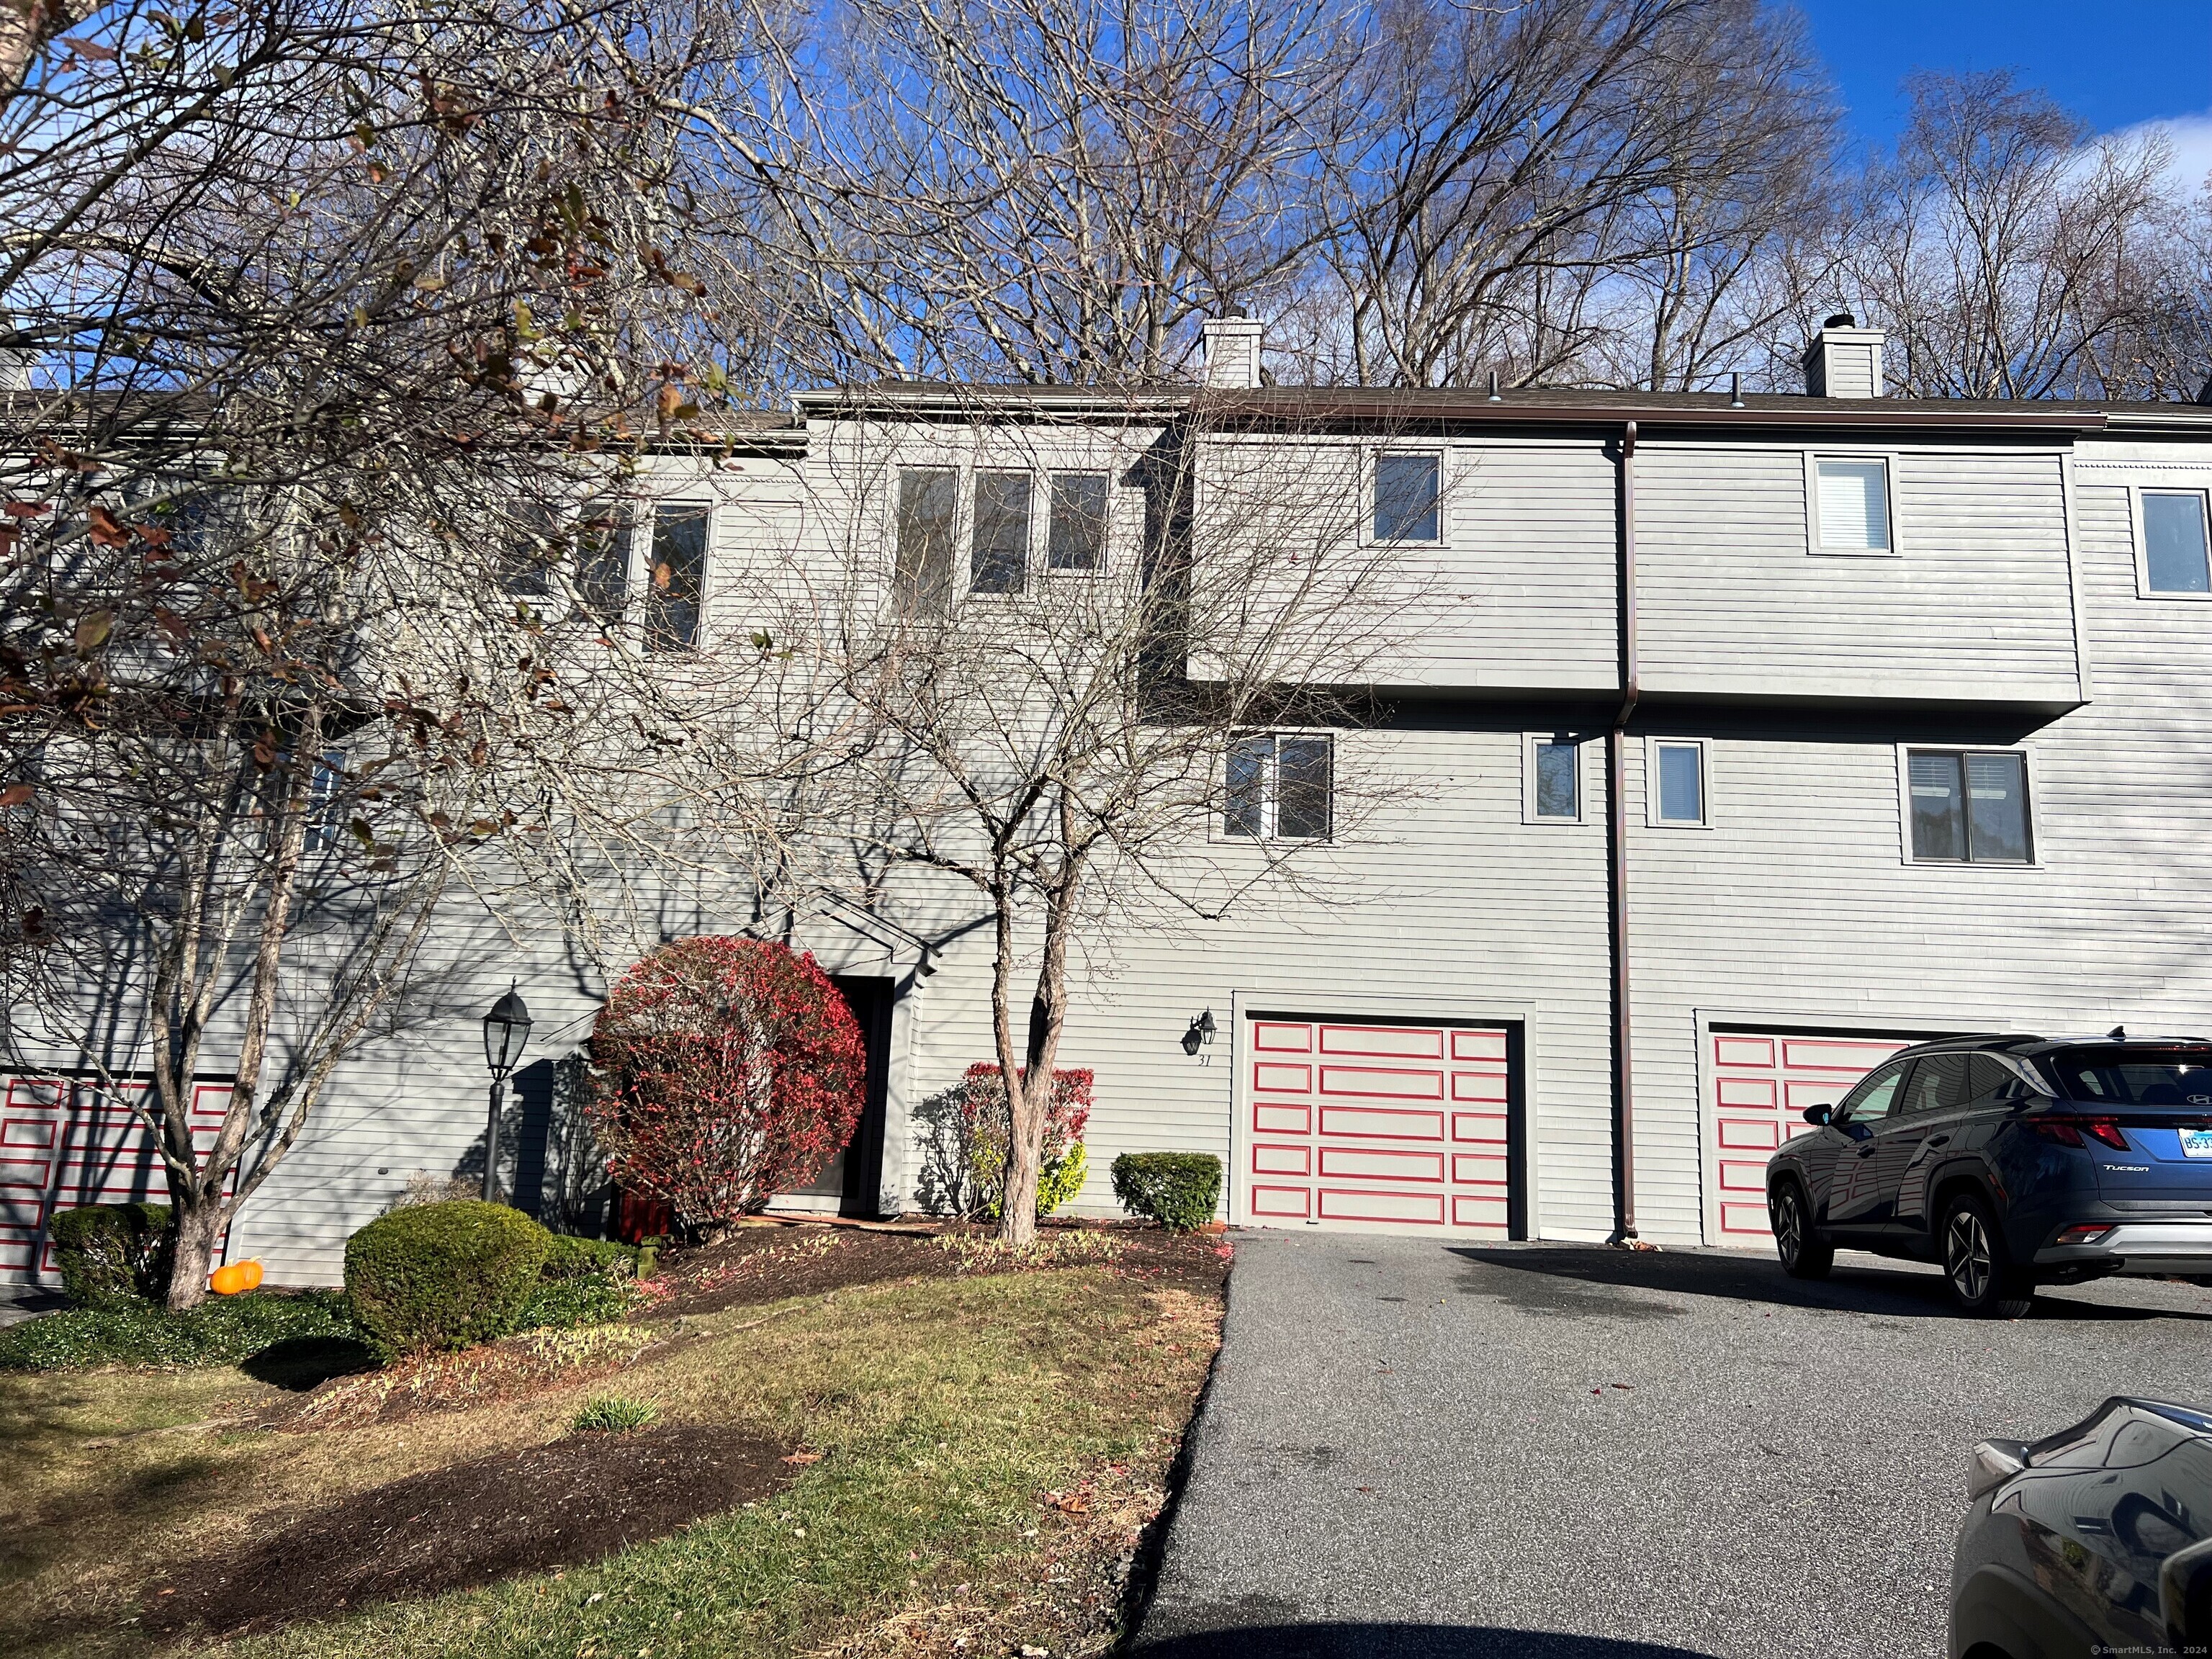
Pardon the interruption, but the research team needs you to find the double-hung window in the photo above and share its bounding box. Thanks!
[1373,453,1441,543]
[1225,732,1333,841]
[643,505,709,652]
[2139,489,2212,595]
[1527,736,1583,823]
[1810,455,1893,554]
[1906,749,2033,864]
[575,502,631,621]
[1648,739,1708,827]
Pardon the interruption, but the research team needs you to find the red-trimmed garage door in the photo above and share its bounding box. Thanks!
[1,1076,233,1283]
[1236,1015,1514,1236]
[1704,1031,1912,1247]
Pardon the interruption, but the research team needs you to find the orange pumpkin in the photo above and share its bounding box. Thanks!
[238,1260,264,1290]
[209,1262,248,1295]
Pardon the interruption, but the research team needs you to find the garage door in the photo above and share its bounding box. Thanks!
[1704,1031,1912,1247]
[1236,1015,1515,1236]
[1,1076,233,1282]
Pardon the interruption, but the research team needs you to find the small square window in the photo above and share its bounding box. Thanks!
[1529,737,1581,822]
[1047,473,1109,571]
[1652,740,1707,826]
[2142,490,2211,594]
[1814,457,1892,553]
[1374,454,1440,542]
[972,471,1031,593]
[1907,749,2032,864]
[1223,732,1333,841]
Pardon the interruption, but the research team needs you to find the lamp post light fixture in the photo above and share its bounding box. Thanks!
[1181,1007,1217,1057]
[480,984,533,1202]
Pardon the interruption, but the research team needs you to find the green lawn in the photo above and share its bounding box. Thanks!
[1,1264,1220,1659]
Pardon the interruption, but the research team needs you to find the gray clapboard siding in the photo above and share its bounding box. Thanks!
[1636,443,2080,704]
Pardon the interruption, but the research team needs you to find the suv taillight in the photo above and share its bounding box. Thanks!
[2028,1117,2131,1150]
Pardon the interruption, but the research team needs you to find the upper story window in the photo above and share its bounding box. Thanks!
[1373,453,1440,543]
[1649,738,1707,827]
[575,502,631,622]
[643,505,709,652]
[895,467,958,614]
[1225,732,1333,841]
[1047,473,1110,571]
[1906,748,2032,864]
[2140,489,2211,595]
[1812,456,1892,554]
[1527,736,1582,822]
[971,471,1031,594]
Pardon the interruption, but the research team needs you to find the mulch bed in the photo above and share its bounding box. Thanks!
[646,1220,1230,1316]
[141,1425,791,1640]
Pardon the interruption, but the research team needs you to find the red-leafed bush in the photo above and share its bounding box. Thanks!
[587,937,867,1236]
[963,1063,1092,1218]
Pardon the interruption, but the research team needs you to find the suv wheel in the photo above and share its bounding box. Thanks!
[1941,1192,2034,1318]
[1771,1180,1833,1280]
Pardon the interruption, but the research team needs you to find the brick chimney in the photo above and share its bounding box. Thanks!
[1201,313,1264,390]
[1802,312,1885,398]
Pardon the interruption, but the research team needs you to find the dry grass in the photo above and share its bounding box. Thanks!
[0,1259,1221,1659]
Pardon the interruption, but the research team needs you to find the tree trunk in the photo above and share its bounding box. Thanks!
[164,1195,225,1311]
[998,1066,1047,1246]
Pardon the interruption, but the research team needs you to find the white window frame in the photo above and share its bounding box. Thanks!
[1804,450,1902,557]
[1893,743,2043,869]
[1365,448,1447,547]
[1644,737,1712,830]
[1522,734,1588,825]
[2128,483,2212,601]
[1218,729,1336,843]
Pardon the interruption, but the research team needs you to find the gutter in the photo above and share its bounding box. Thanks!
[1610,421,1640,1244]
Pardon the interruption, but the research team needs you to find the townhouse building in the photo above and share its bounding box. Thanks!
[11,314,2212,1285]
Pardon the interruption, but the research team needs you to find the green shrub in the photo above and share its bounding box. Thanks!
[539,1233,640,1280]
[50,1202,172,1307]
[1110,1152,1223,1232]
[516,1271,646,1331]
[0,1289,353,1372]
[1035,1141,1088,1218]
[343,1200,552,1357]
[572,1393,659,1433]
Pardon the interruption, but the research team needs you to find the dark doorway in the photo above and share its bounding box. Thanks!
[830,975,895,1218]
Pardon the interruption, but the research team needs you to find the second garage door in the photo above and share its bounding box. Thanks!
[1234,1012,1519,1237]
[1703,1028,1917,1248]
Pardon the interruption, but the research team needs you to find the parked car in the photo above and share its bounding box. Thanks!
[1952,1395,2212,1659]
[1764,1033,2212,1315]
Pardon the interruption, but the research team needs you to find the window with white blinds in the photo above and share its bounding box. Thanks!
[1815,457,1892,553]
[1907,749,2032,864]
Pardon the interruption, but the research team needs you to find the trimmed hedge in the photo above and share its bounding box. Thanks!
[0,1290,353,1372]
[343,1200,552,1357]
[1110,1152,1223,1232]
[50,1202,172,1308]
[540,1233,641,1281]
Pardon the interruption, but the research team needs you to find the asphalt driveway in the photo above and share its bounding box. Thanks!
[1131,1233,2212,1659]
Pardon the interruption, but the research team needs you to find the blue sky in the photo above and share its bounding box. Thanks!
[1792,0,2212,156]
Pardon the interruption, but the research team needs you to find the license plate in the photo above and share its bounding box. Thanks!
[2182,1129,2212,1160]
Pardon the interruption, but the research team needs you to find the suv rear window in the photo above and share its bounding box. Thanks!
[2052,1047,2212,1106]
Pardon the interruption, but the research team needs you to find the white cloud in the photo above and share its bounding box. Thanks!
[2111,110,2212,197]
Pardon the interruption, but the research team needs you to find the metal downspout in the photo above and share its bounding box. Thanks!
[1609,421,1640,1242]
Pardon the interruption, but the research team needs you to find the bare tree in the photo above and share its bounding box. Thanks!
[1850,71,2206,400]
[0,0,758,1305]
[1311,0,1831,389]
[765,0,1347,385]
